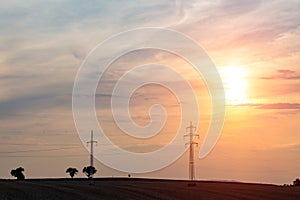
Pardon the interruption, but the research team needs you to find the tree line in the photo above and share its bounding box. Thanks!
[10,166,97,180]
[9,167,300,187]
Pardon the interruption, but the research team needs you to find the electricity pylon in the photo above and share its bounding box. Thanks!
[87,130,97,168]
[184,121,199,186]
[87,130,97,184]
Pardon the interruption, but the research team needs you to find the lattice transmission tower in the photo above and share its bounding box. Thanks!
[184,121,199,185]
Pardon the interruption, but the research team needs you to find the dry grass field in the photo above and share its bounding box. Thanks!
[0,178,300,200]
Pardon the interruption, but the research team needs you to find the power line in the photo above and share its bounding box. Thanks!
[0,154,87,158]
[0,151,125,158]
[0,142,80,146]
[0,146,81,154]
[2,130,78,136]
[0,142,119,146]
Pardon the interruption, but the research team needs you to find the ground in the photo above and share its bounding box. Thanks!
[0,178,299,200]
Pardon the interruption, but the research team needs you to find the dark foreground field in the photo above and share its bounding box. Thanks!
[1,178,300,200]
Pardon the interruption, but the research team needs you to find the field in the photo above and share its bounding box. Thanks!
[0,178,300,200]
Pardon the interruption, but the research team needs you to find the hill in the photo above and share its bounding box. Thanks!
[0,178,299,200]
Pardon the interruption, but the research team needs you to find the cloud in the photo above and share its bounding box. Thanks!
[172,0,300,70]
[258,103,300,109]
[0,0,299,180]
[217,0,262,16]
[0,81,72,119]
[237,103,300,110]
[122,144,164,153]
[261,69,300,80]
[271,143,300,151]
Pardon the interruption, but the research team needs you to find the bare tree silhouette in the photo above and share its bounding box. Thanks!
[66,167,78,179]
[82,166,97,178]
[10,167,25,180]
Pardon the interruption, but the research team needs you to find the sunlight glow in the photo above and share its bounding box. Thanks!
[220,66,248,105]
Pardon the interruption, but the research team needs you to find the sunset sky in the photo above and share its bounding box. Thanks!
[0,0,299,184]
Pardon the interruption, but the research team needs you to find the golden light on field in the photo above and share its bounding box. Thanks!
[219,66,248,105]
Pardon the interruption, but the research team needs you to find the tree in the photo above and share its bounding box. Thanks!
[82,166,97,178]
[10,167,25,180]
[293,178,300,186]
[66,167,78,179]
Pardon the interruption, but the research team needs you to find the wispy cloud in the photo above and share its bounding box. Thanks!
[260,69,300,80]
[0,0,299,181]
[237,103,300,109]
[0,82,72,119]
[173,0,300,69]
[0,0,181,115]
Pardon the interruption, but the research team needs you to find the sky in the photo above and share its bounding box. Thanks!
[0,0,300,184]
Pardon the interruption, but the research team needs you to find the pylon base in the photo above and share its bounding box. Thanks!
[188,182,197,187]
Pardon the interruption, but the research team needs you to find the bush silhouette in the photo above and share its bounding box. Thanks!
[293,178,300,186]
[10,167,25,180]
[66,167,78,179]
[82,166,97,178]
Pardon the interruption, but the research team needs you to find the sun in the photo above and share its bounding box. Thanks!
[219,66,248,105]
